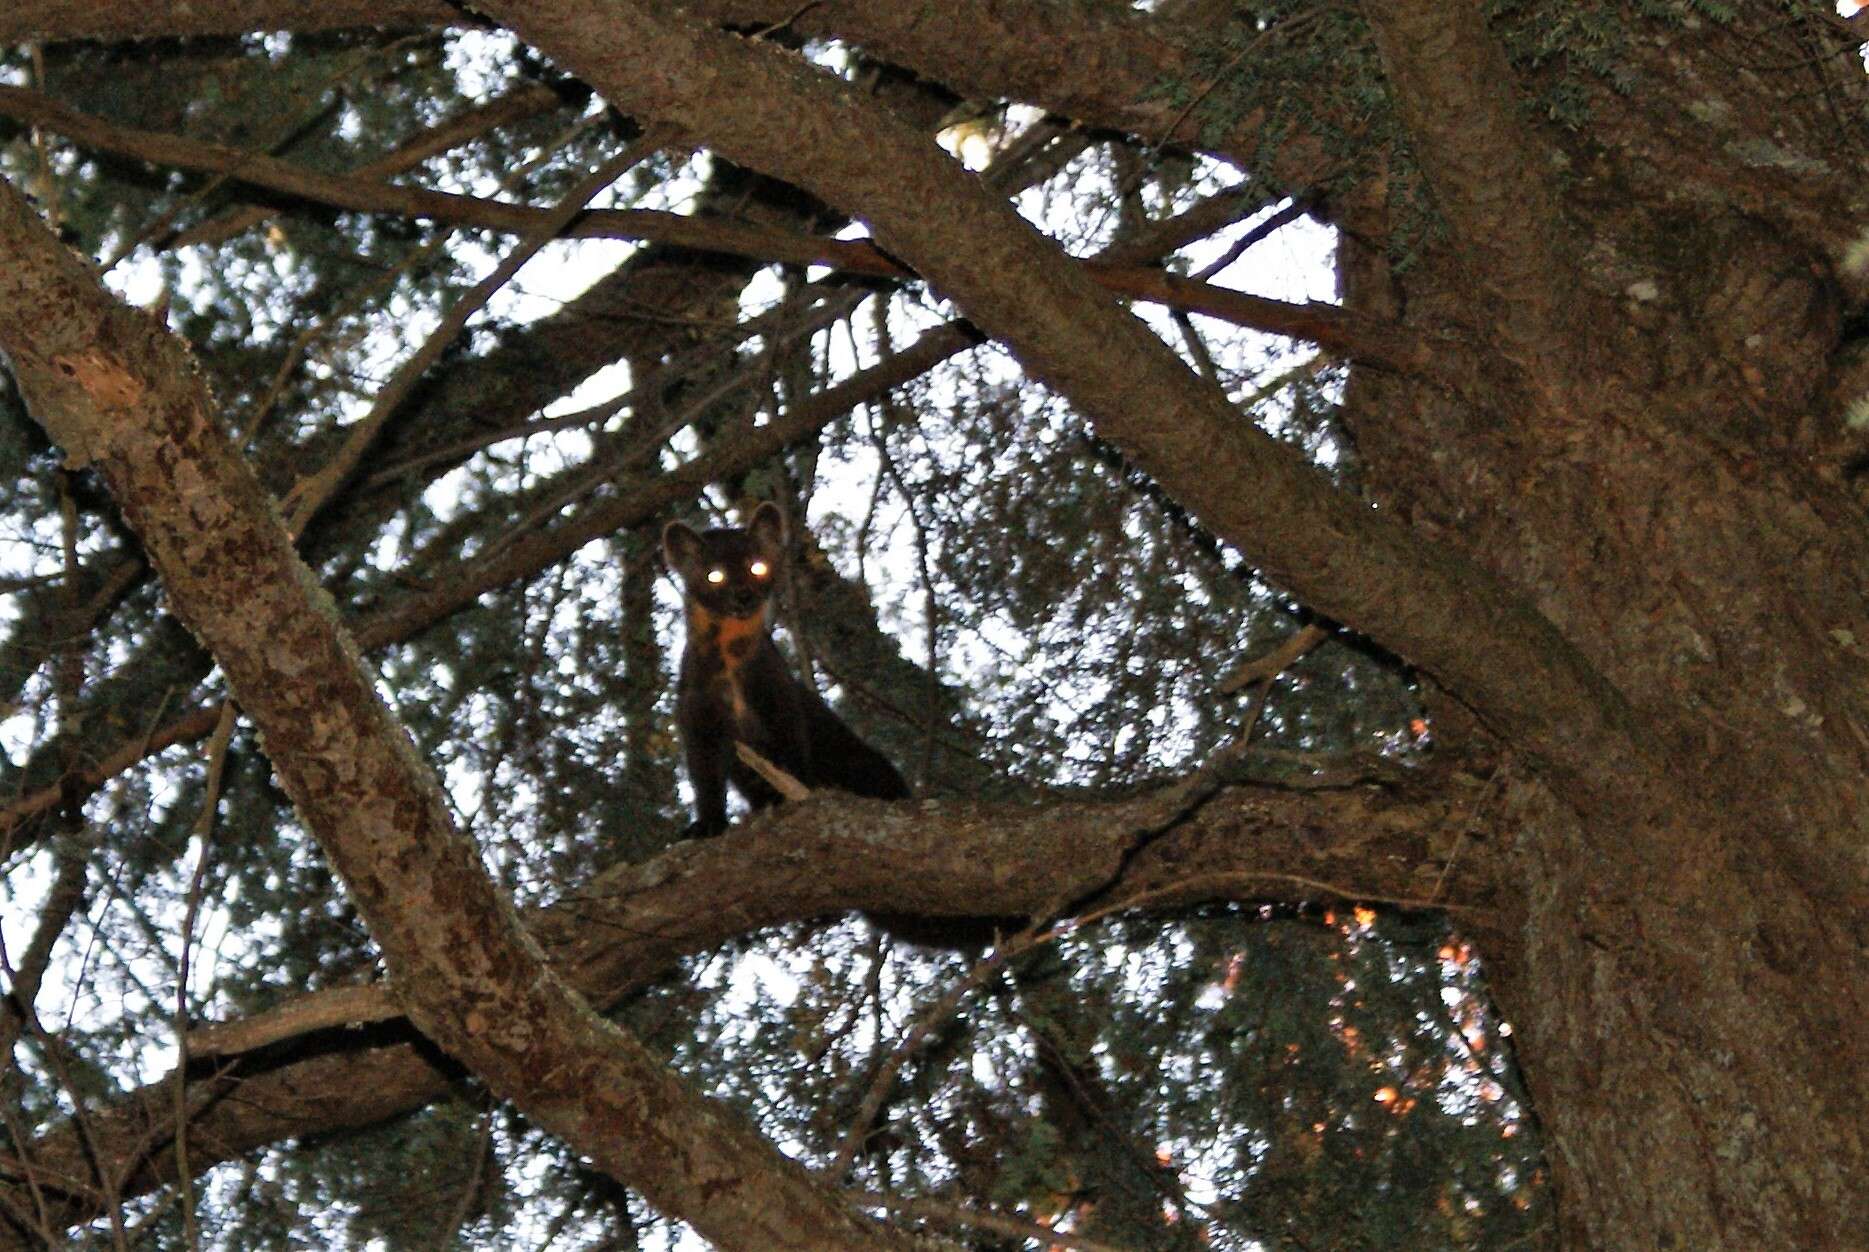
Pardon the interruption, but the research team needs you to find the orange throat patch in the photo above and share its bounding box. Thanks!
[688,604,767,673]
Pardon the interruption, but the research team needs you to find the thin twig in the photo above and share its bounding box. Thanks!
[1218,622,1330,695]
[854,1189,1136,1252]
[1172,309,1222,384]
[830,922,1038,1177]
[864,348,942,785]
[0,1099,61,1245]
[1237,672,1275,748]
[53,468,84,809]
[19,1007,129,1250]
[0,848,88,1062]
[440,1106,497,1244]
[281,133,674,536]
[1193,196,1312,282]
[172,698,237,1252]
[751,0,826,39]
[1154,8,1322,151]
[1430,766,1504,905]
[1078,869,1492,924]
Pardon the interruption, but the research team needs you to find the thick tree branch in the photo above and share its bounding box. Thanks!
[169,80,569,250]
[4,0,460,42]
[0,761,1510,1242]
[0,85,1413,363]
[471,2,1661,833]
[1359,0,1573,384]
[0,178,929,1252]
[6,1,1255,159]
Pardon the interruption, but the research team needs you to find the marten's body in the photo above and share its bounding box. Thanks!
[664,503,909,838]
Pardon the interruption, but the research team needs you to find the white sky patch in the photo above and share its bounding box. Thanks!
[0,847,55,972]
[722,949,802,1011]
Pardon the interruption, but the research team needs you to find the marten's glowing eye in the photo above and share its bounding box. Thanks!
[706,568,726,585]
[748,560,770,579]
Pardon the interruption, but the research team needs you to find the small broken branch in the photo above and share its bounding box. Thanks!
[1218,622,1331,695]
[734,743,811,801]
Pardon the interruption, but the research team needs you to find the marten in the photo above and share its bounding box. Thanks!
[663,502,910,839]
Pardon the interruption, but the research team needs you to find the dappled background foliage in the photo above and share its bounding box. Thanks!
[1,18,1547,1251]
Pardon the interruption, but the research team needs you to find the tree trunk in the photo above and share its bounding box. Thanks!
[1335,80,1869,1252]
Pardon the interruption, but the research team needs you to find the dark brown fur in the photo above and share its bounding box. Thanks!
[663,502,910,838]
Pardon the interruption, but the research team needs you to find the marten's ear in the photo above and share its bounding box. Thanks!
[748,501,787,555]
[662,520,704,575]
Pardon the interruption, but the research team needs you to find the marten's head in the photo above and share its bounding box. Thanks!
[662,501,787,622]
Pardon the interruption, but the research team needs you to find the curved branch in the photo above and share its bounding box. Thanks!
[0,760,1510,1242]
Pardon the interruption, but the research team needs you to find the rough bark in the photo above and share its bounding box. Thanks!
[1,1,462,41]
[0,178,931,1252]
[6,1,1233,155]
[0,756,1509,1241]
[459,3,1869,1247]
[1360,0,1571,394]
[1335,8,1869,1249]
